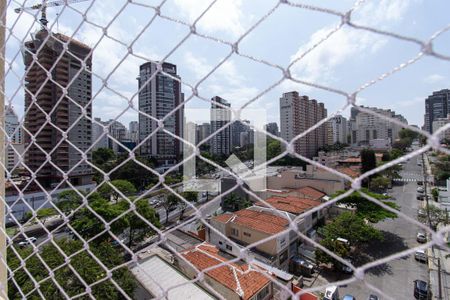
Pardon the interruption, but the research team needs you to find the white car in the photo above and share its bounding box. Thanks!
[414,249,427,263]
[417,232,427,243]
[18,237,37,247]
[417,187,424,193]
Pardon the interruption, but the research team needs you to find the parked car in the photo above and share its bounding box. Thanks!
[18,237,37,247]
[417,181,423,186]
[417,194,425,201]
[342,295,356,300]
[415,249,427,263]
[417,232,427,243]
[417,187,424,193]
[368,295,378,300]
[413,279,430,299]
[418,209,427,217]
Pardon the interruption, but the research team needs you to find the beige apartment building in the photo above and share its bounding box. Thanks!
[280,91,328,158]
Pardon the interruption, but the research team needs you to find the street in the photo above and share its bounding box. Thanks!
[308,157,429,299]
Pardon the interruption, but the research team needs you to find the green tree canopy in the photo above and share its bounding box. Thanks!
[57,190,84,214]
[98,179,137,202]
[333,189,399,223]
[321,212,383,246]
[92,147,116,166]
[8,239,136,299]
[222,193,251,212]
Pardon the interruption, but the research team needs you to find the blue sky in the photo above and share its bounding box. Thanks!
[5,0,450,128]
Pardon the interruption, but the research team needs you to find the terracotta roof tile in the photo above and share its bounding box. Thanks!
[256,196,321,215]
[336,167,360,178]
[296,186,326,201]
[212,210,289,234]
[182,243,270,300]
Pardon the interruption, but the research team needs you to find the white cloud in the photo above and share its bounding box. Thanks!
[183,51,260,106]
[287,0,411,86]
[172,0,245,37]
[424,74,446,84]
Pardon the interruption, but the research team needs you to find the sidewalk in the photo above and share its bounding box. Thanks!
[428,240,450,300]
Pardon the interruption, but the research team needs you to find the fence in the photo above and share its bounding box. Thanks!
[1,0,450,300]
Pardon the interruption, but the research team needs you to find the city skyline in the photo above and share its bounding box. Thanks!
[4,0,450,128]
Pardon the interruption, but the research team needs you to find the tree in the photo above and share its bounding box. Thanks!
[381,152,391,162]
[36,208,57,224]
[399,128,419,140]
[98,179,136,202]
[125,199,160,248]
[179,191,198,220]
[390,148,404,160]
[315,212,383,267]
[222,193,251,212]
[370,176,390,192]
[7,239,136,299]
[361,149,377,174]
[432,188,439,201]
[315,237,350,266]
[160,194,179,224]
[419,204,447,230]
[92,147,116,166]
[321,212,383,246]
[57,190,83,214]
[333,189,399,223]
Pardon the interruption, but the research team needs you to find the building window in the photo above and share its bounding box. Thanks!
[231,228,239,237]
[218,241,223,245]
[312,211,318,219]
[243,232,251,237]
[226,245,232,251]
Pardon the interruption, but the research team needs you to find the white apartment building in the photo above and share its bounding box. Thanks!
[5,106,24,171]
[350,106,407,146]
[432,114,450,141]
[329,115,348,144]
[129,121,139,143]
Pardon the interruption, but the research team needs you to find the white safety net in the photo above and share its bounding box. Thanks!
[1,0,450,300]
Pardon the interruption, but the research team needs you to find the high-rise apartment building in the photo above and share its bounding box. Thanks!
[280,91,327,158]
[231,120,251,148]
[210,96,231,156]
[196,122,211,145]
[129,121,139,143]
[350,106,407,146]
[264,122,279,137]
[23,30,92,187]
[138,62,184,166]
[432,114,450,141]
[5,106,24,171]
[424,89,450,133]
[329,115,348,144]
[92,117,108,150]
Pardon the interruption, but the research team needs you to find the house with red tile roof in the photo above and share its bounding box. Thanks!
[178,242,273,300]
[207,207,298,271]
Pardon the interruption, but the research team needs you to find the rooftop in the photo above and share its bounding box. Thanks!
[182,243,271,300]
[336,167,360,179]
[131,255,214,300]
[212,209,289,234]
[256,196,321,215]
[296,186,326,201]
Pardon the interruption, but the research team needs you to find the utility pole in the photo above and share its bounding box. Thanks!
[438,258,443,300]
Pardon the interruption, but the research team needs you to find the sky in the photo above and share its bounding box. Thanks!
[4,0,450,129]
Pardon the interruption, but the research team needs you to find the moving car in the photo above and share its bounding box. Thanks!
[417,232,427,243]
[414,249,427,263]
[413,279,430,299]
[18,237,37,247]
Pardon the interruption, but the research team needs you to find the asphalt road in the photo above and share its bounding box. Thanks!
[337,156,429,299]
